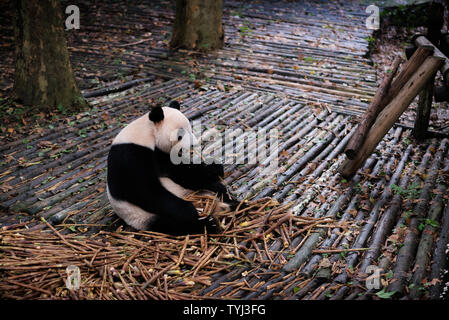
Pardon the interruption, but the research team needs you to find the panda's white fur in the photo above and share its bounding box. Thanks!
[112,113,155,150]
[159,176,193,198]
[107,186,157,229]
[113,107,196,152]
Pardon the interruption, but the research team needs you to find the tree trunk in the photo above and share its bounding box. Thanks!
[13,0,88,113]
[170,0,224,51]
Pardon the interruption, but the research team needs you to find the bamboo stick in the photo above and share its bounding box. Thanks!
[409,178,447,298]
[388,139,448,295]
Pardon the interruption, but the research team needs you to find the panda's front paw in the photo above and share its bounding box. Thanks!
[204,215,222,234]
[228,199,242,211]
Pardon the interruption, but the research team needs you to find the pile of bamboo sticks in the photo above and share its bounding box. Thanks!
[0,194,345,300]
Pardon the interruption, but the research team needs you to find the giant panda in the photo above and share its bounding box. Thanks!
[106,101,236,235]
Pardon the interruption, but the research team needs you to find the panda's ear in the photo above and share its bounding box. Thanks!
[168,101,180,110]
[149,106,164,123]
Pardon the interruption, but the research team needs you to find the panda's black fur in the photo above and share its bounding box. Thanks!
[107,101,236,235]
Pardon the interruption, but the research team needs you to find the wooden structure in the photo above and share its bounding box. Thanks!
[340,35,449,178]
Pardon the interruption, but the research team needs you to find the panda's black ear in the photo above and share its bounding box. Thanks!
[168,100,180,110]
[149,106,164,123]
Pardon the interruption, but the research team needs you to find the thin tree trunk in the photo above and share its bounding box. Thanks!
[170,0,224,51]
[13,0,88,112]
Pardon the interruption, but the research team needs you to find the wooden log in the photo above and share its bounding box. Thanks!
[282,232,322,273]
[359,150,412,274]
[388,139,448,296]
[409,178,446,299]
[82,77,155,98]
[414,35,449,87]
[383,45,434,105]
[339,56,445,178]
[429,200,449,299]
[344,46,434,159]
[413,72,435,139]
[344,57,402,159]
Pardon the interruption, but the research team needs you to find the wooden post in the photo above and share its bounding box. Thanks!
[413,73,435,139]
[426,1,444,46]
[434,85,449,102]
[339,56,445,178]
[443,33,449,54]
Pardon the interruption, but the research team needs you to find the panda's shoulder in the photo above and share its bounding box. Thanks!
[113,114,155,149]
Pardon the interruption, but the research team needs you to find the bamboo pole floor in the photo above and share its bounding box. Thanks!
[1,0,449,300]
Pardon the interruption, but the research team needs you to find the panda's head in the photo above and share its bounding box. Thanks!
[149,101,198,154]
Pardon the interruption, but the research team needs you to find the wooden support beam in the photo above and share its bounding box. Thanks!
[339,56,445,178]
[405,46,416,59]
[414,35,449,87]
[344,57,402,159]
[385,46,434,104]
[344,46,434,160]
[413,73,435,139]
